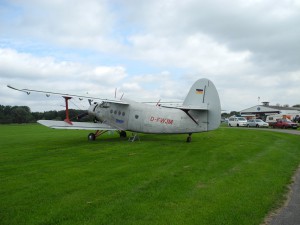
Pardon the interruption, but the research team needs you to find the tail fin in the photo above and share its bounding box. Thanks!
[183,78,221,130]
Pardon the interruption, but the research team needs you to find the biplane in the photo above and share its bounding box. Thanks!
[8,78,221,142]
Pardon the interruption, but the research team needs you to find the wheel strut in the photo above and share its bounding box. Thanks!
[87,130,108,141]
[186,133,192,143]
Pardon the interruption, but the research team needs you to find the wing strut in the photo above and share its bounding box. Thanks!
[63,96,73,125]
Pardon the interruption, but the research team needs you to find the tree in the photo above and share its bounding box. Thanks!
[221,112,229,118]
[0,105,91,124]
[229,111,239,117]
[43,111,58,120]
[11,106,33,123]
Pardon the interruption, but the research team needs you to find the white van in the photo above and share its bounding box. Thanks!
[266,114,293,125]
[228,117,247,127]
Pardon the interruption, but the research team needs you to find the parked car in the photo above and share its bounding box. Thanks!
[272,119,298,129]
[247,119,269,128]
[228,117,247,127]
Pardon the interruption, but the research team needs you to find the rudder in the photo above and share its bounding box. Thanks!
[183,78,221,131]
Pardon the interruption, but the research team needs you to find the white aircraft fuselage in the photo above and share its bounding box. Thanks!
[89,100,207,134]
[88,78,221,134]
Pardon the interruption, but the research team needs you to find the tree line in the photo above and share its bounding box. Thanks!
[0,105,90,124]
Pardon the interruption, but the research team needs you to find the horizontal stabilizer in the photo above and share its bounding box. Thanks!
[38,120,117,130]
[162,103,208,111]
[176,104,208,110]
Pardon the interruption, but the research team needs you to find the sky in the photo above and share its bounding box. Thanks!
[1,0,300,112]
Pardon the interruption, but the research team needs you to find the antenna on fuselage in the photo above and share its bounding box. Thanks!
[156,99,161,106]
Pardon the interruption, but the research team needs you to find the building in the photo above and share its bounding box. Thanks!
[240,102,300,120]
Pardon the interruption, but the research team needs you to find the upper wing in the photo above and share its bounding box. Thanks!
[38,120,117,130]
[7,85,127,104]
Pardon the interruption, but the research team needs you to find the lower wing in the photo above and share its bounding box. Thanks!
[38,120,117,130]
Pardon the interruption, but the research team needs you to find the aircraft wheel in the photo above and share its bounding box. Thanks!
[88,133,96,141]
[120,131,127,138]
[237,124,240,127]
[256,124,259,128]
[186,136,192,143]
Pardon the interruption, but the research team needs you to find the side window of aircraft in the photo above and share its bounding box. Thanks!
[114,110,117,114]
[122,112,125,116]
[135,115,139,119]
[118,111,121,115]
[110,109,113,113]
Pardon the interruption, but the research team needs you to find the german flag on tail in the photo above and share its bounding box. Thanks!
[196,88,204,94]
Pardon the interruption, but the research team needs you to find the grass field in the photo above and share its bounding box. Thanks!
[1,124,300,225]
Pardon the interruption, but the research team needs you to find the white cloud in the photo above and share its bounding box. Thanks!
[128,33,252,77]
[0,48,130,111]
[1,0,124,52]
[1,0,300,112]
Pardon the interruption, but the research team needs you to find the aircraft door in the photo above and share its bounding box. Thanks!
[128,110,143,132]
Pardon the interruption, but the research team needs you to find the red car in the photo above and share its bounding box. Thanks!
[272,119,298,129]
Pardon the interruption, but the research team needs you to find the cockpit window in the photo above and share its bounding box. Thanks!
[99,102,110,108]
[93,104,98,112]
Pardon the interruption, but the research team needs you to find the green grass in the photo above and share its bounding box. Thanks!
[1,124,300,225]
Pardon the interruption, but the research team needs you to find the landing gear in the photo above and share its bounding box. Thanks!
[186,133,192,143]
[119,131,127,138]
[87,130,108,141]
[88,133,96,141]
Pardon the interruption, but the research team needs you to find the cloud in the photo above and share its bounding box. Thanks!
[0,48,186,111]
[0,48,129,110]
[0,48,81,81]
[1,0,300,112]
[0,0,124,52]
[118,0,300,74]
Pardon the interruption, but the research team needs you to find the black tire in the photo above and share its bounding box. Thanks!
[120,131,127,138]
[186,136,192,143]
[237,124,239,127]
[256,124,259,128]
[88,133,96,141]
